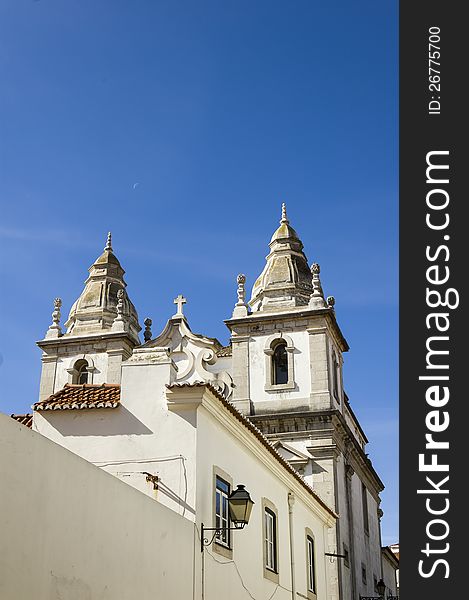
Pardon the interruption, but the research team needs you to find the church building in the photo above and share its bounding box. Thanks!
[20,205,395,600]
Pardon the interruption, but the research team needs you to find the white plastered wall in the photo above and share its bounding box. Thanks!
[195,401,334,600]
[34,353,198,519]
[0,413,194,600]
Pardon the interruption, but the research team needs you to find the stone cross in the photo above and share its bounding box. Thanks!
[173,294,187,316]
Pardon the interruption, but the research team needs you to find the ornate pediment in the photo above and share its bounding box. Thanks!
[144,314,234,400]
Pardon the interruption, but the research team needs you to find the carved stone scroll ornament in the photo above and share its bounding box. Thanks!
[208,371,234,400]
[174,346,195,381]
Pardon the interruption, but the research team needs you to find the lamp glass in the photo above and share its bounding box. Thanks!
[228,485,254,527]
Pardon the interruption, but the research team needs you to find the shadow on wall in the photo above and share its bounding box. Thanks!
[42,406,154,437]
[309,460,329,476]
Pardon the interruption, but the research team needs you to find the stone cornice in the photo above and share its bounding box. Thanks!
[225,308,349,352]
[343,394,368,444]
[330,412,384,497]
[249,409,384,496]
[37,331,139,350]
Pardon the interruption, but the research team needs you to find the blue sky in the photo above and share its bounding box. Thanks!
[0,1,398,543]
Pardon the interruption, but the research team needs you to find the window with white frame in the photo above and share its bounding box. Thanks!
[264,334,296,392]
[307,535,316,594]
[215,476,230,547]
[264,508,277,572]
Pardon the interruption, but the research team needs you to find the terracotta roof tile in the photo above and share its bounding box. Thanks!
[33,384,120,411]
[10,413,33,428]
[216,344,232,357]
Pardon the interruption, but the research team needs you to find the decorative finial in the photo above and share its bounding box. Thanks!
[173,294,187,317]
[236,274,246,306]
[45,298,62,338]
[327,296,336,309]
[232,274,249,317]
[115,289,125,320]
[309,263,327,309]
[144,317,153,342]
[105,231,113,252]
[116,289,125,310]
[280,202,289,224]
[112,288,127,331]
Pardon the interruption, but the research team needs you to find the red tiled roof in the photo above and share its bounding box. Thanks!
[10,413,33,428]
[216,344,232,357]
[33,384,120,411]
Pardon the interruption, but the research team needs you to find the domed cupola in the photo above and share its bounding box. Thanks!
[64,233,141,343]
[249,204,313,312]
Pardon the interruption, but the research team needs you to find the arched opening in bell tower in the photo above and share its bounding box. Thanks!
[74,359,89,385]
[272,341,288,385]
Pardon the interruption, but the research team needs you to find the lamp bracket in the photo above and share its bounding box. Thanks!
[200,523,246,552]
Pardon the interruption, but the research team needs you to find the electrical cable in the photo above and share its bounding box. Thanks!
[194,522,292,600]
[93,455,186,467]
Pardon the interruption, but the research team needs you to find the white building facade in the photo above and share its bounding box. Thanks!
[25,206,395,599]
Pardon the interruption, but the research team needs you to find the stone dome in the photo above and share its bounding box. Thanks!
[64,234,141,343]
[249,204,313,312]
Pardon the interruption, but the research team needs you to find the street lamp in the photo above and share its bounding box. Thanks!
[201,484,254,551]
[376,578,386,599]
[228,485,254,528]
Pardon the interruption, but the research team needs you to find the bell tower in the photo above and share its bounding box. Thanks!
[226,205,385,600]
[37,233,141,401]
[226,204,348,417]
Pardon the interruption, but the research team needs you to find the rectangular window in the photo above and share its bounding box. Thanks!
[215,476,230,547]
[362,483,369,535]
[264,508,277,572]
[307,536,316,594]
